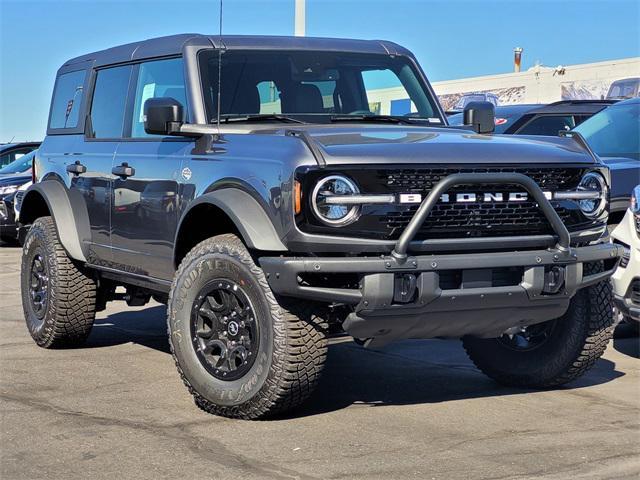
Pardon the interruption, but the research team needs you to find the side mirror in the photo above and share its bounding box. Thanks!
[144,97,184,135]
[463,101,495,134]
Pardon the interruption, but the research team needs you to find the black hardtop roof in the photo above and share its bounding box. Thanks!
[63,34,412,68]
[528,99,618,115]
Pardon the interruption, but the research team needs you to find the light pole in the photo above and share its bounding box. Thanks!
[295,0,305,36]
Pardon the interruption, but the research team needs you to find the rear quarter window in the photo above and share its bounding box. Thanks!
[49,70,87,130]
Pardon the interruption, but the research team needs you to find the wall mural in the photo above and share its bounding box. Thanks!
[437,86,525,111]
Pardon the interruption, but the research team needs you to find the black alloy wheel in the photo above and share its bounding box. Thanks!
[191,279,259,381]
[29,253,49,320]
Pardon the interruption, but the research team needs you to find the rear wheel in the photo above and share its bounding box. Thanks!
[463,263,614,388]
[168,234,328,419]
[21,216,97,348]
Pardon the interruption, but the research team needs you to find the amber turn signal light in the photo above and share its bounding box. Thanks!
[294,180,302,215]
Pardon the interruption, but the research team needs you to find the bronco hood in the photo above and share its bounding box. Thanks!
[287,126,597,165]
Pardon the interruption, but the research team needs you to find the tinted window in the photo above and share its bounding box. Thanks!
[90,66,132,138]
[517,115,575,136]
[574,103,640,160]
[131,58,187,137]
[49,70,86,129]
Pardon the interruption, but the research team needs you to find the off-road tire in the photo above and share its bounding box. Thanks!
[168,234,328,419]
[21,216,97,348]
[462,262,614,388]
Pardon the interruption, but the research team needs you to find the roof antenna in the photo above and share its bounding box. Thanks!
[216,0,223,133]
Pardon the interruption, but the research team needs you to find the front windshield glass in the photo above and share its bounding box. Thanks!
[198,50,441,123]
[573,103,639,160]
[0,150,35,175]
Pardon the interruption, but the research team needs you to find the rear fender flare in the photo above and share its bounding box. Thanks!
[21,181,90,262]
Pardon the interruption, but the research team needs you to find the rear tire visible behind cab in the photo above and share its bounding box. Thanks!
[168,234,327,419]
[462,262,614,388]
[21,216,97,348]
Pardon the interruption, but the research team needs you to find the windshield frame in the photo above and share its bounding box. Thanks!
[196,48,446,125]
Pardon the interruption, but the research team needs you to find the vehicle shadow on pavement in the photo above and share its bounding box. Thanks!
[86,305,172,353]
[85,304,626,418]
[284,338,625,419]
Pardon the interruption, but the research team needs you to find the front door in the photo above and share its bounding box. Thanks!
[110,57,191,280]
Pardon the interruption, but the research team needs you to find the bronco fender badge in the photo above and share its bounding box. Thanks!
[181,167,192,181]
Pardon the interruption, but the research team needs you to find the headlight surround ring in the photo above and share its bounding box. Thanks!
[311,175,361,226]
[577,171,607,219]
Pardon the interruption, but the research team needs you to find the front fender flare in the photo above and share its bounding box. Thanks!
[179,188,288,252]
[21,182,90,262]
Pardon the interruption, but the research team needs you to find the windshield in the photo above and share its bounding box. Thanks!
[198,50,441,123]
[0,150,35,174]
[573,103,639,160]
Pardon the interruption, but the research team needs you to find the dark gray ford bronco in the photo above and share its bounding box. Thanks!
[20,34,621,419]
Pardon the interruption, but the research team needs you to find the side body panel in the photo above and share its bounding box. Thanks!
[110,141,190,279]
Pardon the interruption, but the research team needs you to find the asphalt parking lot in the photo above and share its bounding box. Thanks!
[1,245,639,480]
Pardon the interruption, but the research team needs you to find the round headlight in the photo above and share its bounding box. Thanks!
[577,172,607,218]
[311,175,360,226]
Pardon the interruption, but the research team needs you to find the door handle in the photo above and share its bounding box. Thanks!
[66,161,86,175]
[112,163,135,178]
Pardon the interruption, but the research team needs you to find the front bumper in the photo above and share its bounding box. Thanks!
[262,173,621,343]
[261,243,620,341]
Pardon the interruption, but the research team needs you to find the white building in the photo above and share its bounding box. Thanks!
[366,57,639,114]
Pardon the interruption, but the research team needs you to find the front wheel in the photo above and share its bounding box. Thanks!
[21,216,97,348]
[168,234,328,419]
[463,265,614,388]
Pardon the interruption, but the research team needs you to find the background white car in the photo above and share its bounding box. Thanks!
[611,185,640,332]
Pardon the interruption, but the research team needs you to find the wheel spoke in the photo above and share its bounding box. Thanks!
[198,305,218,321]
[206,294,225,312]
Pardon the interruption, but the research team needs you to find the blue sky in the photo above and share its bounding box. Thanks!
[1,0,638,141]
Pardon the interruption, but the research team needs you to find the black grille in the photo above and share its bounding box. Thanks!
[377,167,588,239]
[384,201,576,238]
[631,280,640,307]
[380,167,584,193]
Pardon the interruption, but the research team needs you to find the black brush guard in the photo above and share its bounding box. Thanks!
[261,173,621,344]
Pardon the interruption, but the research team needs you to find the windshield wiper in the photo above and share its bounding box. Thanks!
[330,114,420,125]
[219,114,305,124]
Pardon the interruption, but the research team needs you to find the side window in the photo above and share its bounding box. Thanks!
[258,81,282,114]
[362,69,413,115]
[49,70,86,129]
[90,65,132,138]
[131,58,187,138]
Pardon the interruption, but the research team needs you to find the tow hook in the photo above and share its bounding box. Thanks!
[393,273,417,303]
[542,266,565,294]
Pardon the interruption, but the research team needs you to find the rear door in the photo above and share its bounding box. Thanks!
[78,64,133,263]
[110,57,192,280]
